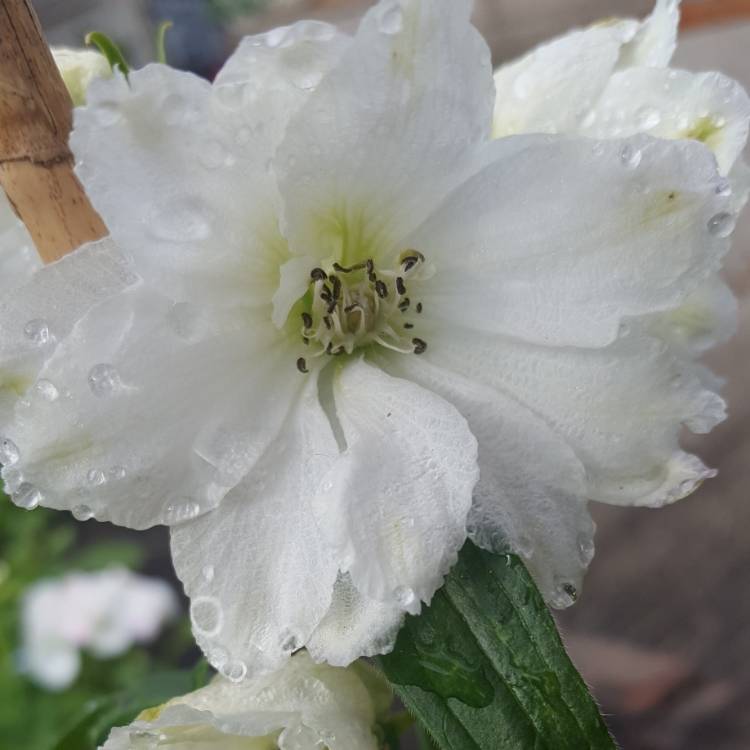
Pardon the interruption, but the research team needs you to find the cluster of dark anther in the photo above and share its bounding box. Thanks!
[295,250,428,373]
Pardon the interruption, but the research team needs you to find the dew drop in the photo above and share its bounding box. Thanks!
[636,105,661,130]
[24,319,51,345]
[34,379,59,402]
[221,659,247,683]
[715,180,732,197]
[163,499,201,525]
[378,2,404,34]
[591,141,606,157]
[207,645,229,669]
[0,438,20,466]
[13,482,41,510]
[550,580,578,609]
[87,468,106,486]
[707,211,736,238]
[108,465,127,480]
[72,504,94,521]
[149,196,213,242]
[88,364,121,397]
[264,26,292,48]
[190,596,223,637]
[620,144,642,169]
[394,585,416,607]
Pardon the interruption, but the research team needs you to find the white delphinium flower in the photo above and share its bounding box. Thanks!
[52,47,111,107]
[493,0,750,354]
[19,567,178,690]
[0,0,745,677]
[101,651,388,750]
[0,195,41,297]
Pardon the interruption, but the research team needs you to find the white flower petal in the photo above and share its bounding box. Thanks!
[413,134,731,347]
[617,0,680,69]
[6,287,298,528]
[272,256,319,329]
[581,68,750,174]
[51,47,111,106]
[0,239,133,436]
[492,22,637,137]
[418,322,724,508]
[277,0,494,261]
[102,652,379,750]
[316,358,477,609]
[376,351,593,607]
[170,375,341,675]
[72,65,284,309]
[0,192,41,296]
[214,20,351,156]
[307,573,404,667]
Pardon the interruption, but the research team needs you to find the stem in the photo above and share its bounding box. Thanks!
[0,0,107,264]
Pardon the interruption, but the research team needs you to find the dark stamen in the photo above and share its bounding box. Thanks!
[412,338,427,354]
[327,299,337,314]
[375,280,388,299]
[323,316,333,330]
[297,358,309,373]
[404,323,414,329]
[366,259,374,274]
[301,312,313,329]
[398,297,410,312]
[331,276,342,299]
[396,277,406,295]
[333,261,368,273]
[310,268,328,282]
[416,302,423,314]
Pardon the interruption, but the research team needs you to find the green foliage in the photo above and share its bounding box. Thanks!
[206,0,269,21]
[0,493,192,750]
[85,32,131,78]
[155,21,173,65]
[379,543,615,750]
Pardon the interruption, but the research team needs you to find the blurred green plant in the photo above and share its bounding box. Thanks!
[0,492,195,750]
[206,0,270,21]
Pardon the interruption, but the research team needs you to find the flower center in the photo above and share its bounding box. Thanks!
[295,250,430,373]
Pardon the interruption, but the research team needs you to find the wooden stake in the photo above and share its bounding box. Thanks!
[0,0,107,264]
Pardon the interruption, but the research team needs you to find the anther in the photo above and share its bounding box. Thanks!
[333,261,368,273]
[400,250,424,272]
[297,358,309,373]
[396,277,406,295]
[375,280,388,299]
[331,276,342,300]
[323,316,332,330]
[320,286,332,302]
[301,312,313,329]
[398,297,410,312]
[327,299,337,314]
[366,259,374,274]
[310,268,328,282]
[416,302,423,314]
[412,338,427,354]
[404,323,414,329]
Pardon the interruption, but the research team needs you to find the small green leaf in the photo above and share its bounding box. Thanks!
[379,543,615,750]
[155,21,173,65]
[85,32,130,79]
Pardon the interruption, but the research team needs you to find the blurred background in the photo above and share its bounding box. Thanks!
[2,1,749,748]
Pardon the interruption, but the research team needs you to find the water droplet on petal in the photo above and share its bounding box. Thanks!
[378,2,404,34]
[72,504,94,521]
[163,499,201,525]
[190,595,223,637]
[264,26,292,48]
[715,180,732,197]
[88,364,121,397]
[108,465,127,480]
[0,438,20,466]
[550,579,578,609]
[207,645,229,669]
[394,585,416,607]
[149,196,213,242]
[24,319,51,345]
[222,659,247,683]
[636,105,661,130]
[87,468,106,486]
[707,211,736,238]
[620,144,642,169]
[13,482,41,510]
[34,379,59,402]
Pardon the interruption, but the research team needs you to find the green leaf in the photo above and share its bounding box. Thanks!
[155,21,173,65]
[49,670,196,750]
[85,32,130,79]
[379,543,615,750]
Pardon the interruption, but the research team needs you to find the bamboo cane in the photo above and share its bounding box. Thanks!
[0,0,107,264]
